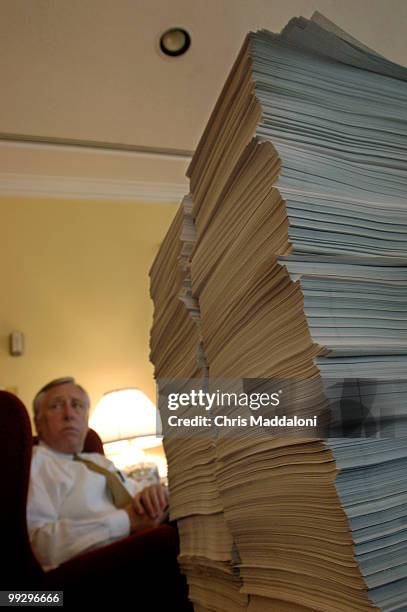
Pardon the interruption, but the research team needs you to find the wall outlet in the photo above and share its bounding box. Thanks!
[9,331,24,356]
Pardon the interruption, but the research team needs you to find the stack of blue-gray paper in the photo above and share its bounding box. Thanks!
[273,15,407,610]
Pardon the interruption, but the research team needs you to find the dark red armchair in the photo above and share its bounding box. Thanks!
[1,390,192,608]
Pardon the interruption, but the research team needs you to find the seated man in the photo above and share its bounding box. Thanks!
[27,377,170,571]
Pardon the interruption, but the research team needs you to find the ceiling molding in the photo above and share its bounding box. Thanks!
[0,133,194,161]
[0,173,188,203]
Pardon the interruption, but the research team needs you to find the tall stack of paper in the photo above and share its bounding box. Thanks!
[150,197,246,611]
[150,11,407,611]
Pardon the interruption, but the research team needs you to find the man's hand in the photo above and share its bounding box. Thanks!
[133,484,169,518]
[124,503,167,534]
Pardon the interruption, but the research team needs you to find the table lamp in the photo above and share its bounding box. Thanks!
[89,388,167,477]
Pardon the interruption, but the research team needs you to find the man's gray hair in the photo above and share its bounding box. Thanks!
[33,377,90,419]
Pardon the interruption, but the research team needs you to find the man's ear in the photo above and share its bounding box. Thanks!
[34,414,42,436]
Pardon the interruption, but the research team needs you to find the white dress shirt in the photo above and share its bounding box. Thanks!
[27,443,141,571]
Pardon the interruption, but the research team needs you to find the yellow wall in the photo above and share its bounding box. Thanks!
[0,196,177,424]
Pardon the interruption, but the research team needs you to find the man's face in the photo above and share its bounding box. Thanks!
[35,383,89,454]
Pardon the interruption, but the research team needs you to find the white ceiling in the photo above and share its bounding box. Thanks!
[1,0,406,201]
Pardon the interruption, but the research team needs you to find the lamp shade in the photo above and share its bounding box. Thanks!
[89,388,160,443]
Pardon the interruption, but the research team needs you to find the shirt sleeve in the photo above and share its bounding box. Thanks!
[27,454,131,571]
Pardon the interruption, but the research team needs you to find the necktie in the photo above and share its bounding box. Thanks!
[74,454,133,509]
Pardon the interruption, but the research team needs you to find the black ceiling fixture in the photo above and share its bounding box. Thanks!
[159,28,191,57]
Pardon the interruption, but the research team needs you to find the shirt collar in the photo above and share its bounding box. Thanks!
[38,441,75,460]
